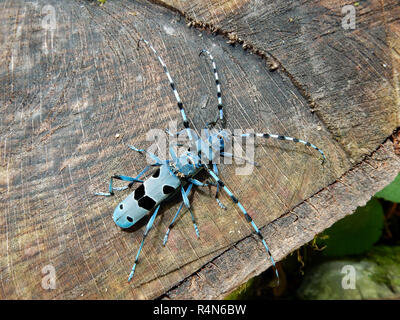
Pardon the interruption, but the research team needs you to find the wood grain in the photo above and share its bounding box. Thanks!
[0,0,398,299]
[157,0,400,161]
[164,137,400,299]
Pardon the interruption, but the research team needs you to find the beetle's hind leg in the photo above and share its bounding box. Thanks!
[128,204,161,282]
[163,183,204,246]
[204,165,280,285]
[180,184,200,239]
[163,201,185,246]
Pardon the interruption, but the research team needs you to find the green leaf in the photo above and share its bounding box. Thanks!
[375,172,400,203]
[317,198,384,257]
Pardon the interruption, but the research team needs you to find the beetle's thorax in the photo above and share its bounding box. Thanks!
[171,151,202,177]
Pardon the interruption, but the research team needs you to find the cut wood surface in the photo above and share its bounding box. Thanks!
[0,0,398,299]
[158,0,400,160]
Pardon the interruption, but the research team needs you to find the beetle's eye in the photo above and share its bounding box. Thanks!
[119,204,123,210]
[126,216,133,222]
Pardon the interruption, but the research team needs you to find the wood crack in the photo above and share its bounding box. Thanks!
[146,0,354,163]
[157,127,400,299]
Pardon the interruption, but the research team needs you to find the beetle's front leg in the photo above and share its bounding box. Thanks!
[94,175,144,197]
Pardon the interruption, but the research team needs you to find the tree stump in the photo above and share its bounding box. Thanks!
[0,0,399,299]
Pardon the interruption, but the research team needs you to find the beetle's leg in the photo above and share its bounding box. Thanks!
[202,128,226,209]
[188,178,216,187]
[180,184,199,238]
[128,204,161,282]
[169,145,197,172]
[94,164,162,197]
[163,179,218,246]
[94,175,144,197]
[212,163,226,209]
[128,145,163,164]
[201,129,226,209]
[163,201,185,246]
[165,128,190,139]
[190,174,225,209]
[204,165,280,285]
[163,184,197,246]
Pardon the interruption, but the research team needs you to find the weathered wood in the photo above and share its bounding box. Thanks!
[164,137,400,299]
[157,0,400,161]
[0,0,398,299]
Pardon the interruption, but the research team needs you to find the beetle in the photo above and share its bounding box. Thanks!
[95,38,326,283]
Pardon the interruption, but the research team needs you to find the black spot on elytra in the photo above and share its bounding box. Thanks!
[138,196,156,210]
[163,185,175,195]
[126,216,133,222]
[134,184,145,200]
[152,168,160,178]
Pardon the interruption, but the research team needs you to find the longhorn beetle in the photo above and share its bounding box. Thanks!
[95,38,326,283]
